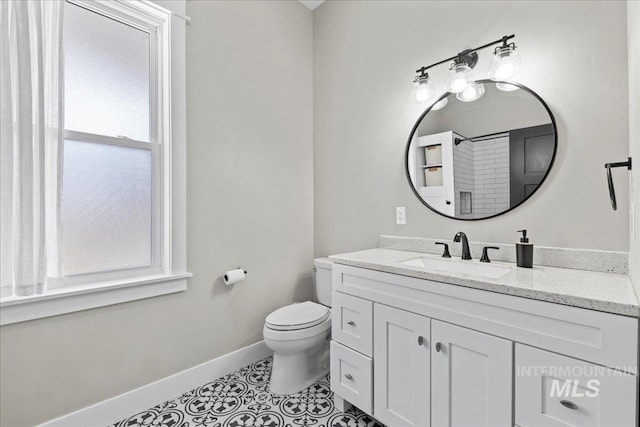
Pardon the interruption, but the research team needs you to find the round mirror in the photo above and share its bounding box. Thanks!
[405,80,557,220]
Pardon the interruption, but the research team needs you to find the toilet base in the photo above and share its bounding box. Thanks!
[269,339,330,395]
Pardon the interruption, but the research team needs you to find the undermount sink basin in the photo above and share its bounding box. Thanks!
[399,256,511,279]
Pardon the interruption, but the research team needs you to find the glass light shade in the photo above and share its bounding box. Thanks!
[488,45,522,81]
[456,82,485,102]
[446,63,473,94]
[496,82,520,92]
[413,79,434,102]
[431,97,448,111]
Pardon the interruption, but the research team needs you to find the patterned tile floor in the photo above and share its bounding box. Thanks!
[110,356,385,427]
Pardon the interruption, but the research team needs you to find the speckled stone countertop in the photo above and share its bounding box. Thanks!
[330,248,640,317]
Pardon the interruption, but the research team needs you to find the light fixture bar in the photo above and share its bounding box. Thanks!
[415,34,515,74]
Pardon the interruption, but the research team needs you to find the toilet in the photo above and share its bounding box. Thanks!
[263,258,333,395]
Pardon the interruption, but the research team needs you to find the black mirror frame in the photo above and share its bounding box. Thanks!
[404,79,558,221]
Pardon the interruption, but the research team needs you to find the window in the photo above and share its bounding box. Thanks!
[61,1,159,281]
[0,0,189,325]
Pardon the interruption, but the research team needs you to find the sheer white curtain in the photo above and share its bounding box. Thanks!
[0,0,63,298]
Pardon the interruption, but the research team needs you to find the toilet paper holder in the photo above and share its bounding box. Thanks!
[223,268,248,286]
[604,157,632,211]
[223,268,247,279]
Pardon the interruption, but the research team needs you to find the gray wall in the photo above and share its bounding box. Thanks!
[629,0,640,291]
[0,1,313,425]
[314,0,630,255]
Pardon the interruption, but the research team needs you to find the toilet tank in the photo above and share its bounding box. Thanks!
[313,258,333,307]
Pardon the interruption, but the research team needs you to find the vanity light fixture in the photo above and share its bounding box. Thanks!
[413,69,433,102]
[488,39,522,81]
[445,49,478,94]
[413,34,520,104]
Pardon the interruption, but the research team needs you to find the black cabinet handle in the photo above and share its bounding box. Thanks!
[435,342,443,352]
[435,242,451,258]
[480,246,500,263]
[418,336,425,346]
[560,400,578,410]
[605,157,632,211]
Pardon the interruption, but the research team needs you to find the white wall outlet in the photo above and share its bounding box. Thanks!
[396,207,406,225]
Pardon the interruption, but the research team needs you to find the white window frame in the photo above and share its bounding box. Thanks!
[0,0,190,325]
[60,0,163,285]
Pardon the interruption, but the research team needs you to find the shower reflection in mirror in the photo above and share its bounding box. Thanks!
[406,81,556,220]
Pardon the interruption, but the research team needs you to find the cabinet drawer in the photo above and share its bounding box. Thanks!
[332,292,373,356]
[515,344,637,427]
[330,341,372,414]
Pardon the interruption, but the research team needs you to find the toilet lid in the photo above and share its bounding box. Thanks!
[266,301,330,331]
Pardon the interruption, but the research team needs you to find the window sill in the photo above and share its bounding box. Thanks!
[0,273,192,325]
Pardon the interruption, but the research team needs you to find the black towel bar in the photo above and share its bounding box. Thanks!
[604,157,632,211]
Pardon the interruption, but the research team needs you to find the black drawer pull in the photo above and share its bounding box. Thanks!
[344,373,353,380]
[560,400,578,410]
[346,320,356,326]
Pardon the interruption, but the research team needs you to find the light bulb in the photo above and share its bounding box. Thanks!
[456,82,485,102]
[496,82,519,92]
[446,63,473,94]
[431,97,448,111]
[412,71,434,102]
[413,79,433,102]
[489,44,521,81]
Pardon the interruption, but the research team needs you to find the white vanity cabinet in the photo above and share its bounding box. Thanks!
[330,263,639,427]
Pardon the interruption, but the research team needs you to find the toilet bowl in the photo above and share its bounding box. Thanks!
[263,258,333,395]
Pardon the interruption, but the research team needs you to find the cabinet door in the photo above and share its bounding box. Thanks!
[432,320,513,427]
[373,304,430,426]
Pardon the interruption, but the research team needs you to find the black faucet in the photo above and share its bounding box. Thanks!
[453,232,472,260]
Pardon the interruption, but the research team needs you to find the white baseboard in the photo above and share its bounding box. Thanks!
[39,341,272,427]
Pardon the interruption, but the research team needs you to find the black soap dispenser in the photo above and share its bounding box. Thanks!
[516,229,533,268]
